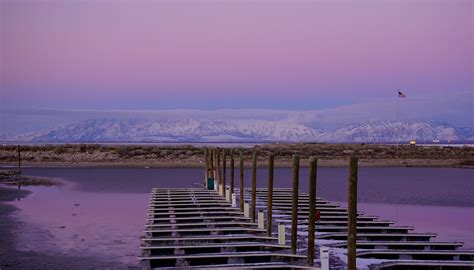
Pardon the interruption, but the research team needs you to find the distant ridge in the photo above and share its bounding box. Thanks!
[5,119,474,143]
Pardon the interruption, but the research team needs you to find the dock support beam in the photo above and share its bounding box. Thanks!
[291,154,299,254]
[307,156,318,266]
[239,150,244,211]
[348,156,358,270]
[251,149,257,223]
[267,154,274,237]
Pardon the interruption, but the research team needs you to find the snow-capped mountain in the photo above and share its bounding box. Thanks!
[6,119,472,143]
[13,119,320,142]
[315,121,464,143]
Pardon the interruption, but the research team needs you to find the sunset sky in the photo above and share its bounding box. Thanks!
[0,0,472,131]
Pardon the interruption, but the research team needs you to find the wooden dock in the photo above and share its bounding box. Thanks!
[248,188,474,269]
[139,186,474,269]
[139,149,473,269]
[139,188,309,269]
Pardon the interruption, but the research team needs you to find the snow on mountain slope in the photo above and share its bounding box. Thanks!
[9,119,470,143]
[13,119,319,142]
[315,121,463,143]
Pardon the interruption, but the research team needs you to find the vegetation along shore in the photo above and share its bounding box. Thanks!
[0,143,473,168]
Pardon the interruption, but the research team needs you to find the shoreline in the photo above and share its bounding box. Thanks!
[1,143,473,169]
[1,158,472,169]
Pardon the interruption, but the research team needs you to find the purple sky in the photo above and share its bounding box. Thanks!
[0,0,472,125]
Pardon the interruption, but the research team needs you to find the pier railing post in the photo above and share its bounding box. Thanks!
[223,150,227,199]
[17,145,21,174]
[251,149,257,223]
[291,154,300,254]
[348,156,358,270]
[239,150,244,211]
[308,156,318,266]
[267,153,274,237]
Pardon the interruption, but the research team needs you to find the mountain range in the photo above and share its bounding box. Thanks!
[5,119,473,143]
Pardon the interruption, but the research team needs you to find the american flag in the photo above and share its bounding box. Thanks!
[398,91,406,98]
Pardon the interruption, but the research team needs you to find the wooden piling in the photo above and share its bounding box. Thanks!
[204,148,209,187]
[348,156,358,270]
[216,148,221,193]
[239,150,244,211]
[223,150,227,199]
[207,148,214,178]
[230,150,235,196]
[308,156,318,266]
[251,149,257,223]
[210,149,215,179]
[17,145,21,174]
[267,154,274,237]
[291,154,299,254]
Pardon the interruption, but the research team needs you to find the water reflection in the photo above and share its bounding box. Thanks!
[11,185,147,266]
[7,167,474,266]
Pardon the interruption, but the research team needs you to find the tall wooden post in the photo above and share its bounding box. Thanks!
[222,150,227,198]
[210,149,214,178]
[216,148,221,190]
[213,149,217,179]
[348,157,358,270]
[17,145,22,174]
[204,148,209,187]
[17,145,21,174]
[291,154,299,254]
[308,156,318,266]
[239,150,245,211]
[251,149,257,223]
[267,154,274,237]
[230,150,235,195]
[210,149,215,179]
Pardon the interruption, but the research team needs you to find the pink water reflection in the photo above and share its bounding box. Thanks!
[10,184,148,266]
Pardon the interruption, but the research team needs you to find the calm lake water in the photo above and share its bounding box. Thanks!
[6,167,474,267]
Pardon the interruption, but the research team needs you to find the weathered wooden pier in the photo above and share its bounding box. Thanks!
[140,188,308,269]
[139,148,474,269]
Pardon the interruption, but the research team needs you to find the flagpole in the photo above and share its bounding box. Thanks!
[396,91,400,148]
